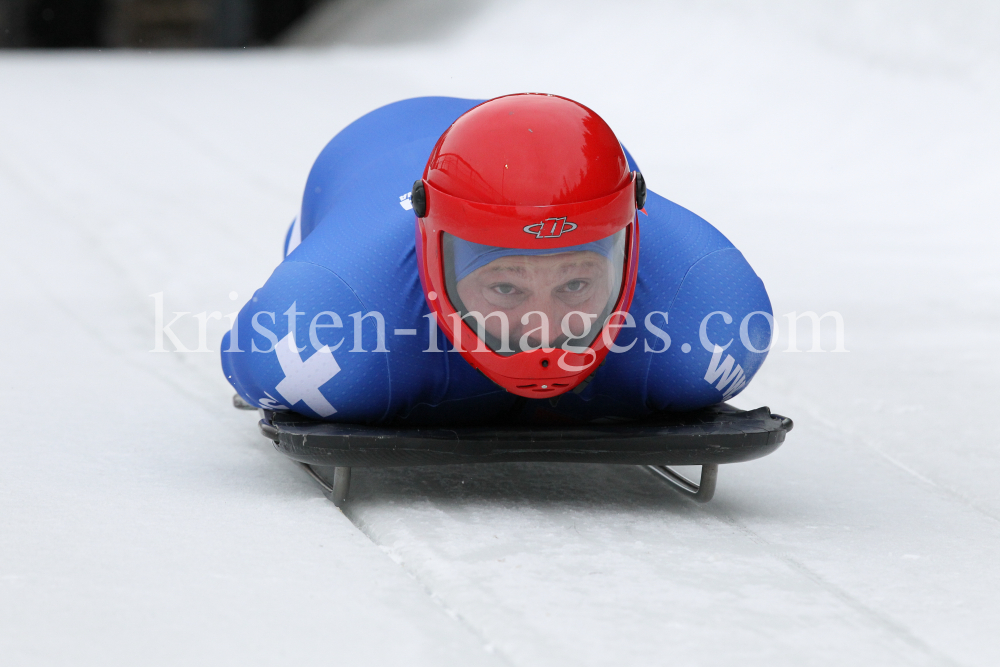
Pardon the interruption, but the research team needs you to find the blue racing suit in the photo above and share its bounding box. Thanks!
[221,97,773,425]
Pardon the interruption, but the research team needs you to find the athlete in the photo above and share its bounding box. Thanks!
[221,94,774,426]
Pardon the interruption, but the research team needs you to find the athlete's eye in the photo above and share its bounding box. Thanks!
[492,283,518,295]
[562,280,587,293]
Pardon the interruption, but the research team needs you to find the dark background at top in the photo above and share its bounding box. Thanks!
[0,0,319,47]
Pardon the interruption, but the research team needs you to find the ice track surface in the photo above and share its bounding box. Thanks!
[2,1,1000,665]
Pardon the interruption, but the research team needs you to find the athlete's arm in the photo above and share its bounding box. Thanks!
[221,260,392,423]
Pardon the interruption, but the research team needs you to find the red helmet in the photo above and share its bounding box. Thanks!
[413,93,644,398]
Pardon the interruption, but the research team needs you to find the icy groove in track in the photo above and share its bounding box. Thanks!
[790,396,1000,527]
[706,505,963,667]
[344,485,955,666]
[327,456,981,666]
[341,500,516,666]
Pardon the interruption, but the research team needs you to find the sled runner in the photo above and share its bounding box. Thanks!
[235,395,792,506]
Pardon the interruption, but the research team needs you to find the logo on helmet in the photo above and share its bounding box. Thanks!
[523,217,578,239]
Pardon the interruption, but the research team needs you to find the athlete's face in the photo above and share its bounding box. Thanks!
[456,251,615,349]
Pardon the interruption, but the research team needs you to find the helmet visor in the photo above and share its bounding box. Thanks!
[442,229,628,355]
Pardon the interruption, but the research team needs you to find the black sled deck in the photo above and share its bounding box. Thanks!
[236,395,792,506]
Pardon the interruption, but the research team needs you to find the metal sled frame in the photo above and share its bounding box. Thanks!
[236,395,792,506]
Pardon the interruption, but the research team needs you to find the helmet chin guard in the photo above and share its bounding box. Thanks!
[414,93,642,398]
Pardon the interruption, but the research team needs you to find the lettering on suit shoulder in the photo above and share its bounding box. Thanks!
[258,391,288,411]
[704,344,746,400]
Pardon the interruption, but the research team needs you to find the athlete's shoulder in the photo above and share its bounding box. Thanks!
[643,190,735,256]
[301,97,483,238]
[320,96,484,157]
[632,189,738,298]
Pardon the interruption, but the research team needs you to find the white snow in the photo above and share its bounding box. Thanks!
[2,1,999,665]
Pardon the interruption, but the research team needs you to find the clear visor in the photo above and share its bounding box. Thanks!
[442,229,627,355]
